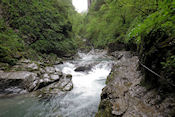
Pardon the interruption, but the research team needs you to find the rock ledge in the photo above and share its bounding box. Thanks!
[96,51,175,117]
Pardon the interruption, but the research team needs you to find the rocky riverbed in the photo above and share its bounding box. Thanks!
[0,50,174,117]
[0,49,113,117]
[0,59,73,98]
[96,51,175,117]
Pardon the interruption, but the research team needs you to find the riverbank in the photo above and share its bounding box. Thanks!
[0,49,113,117]
[0,58,73,98]
[1,49,174,116]
[96,51,175,117]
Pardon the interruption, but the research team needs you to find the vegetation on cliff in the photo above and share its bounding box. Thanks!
[85,0,175,91]
[0,18,24,65]
[0,0,79,66]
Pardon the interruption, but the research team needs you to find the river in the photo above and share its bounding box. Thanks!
[0,50,113,117]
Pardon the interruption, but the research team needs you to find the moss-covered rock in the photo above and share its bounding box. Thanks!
[96,100,113,117]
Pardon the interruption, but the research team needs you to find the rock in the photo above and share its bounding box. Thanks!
[0,71,38,94]
[63,53,74,59]
[66,74,72,78]
[110,51,133,60]
[34,74,73,98]
[35,73,60,90]
[0,71,36,80]
[23,73,39,92]
[0,58,73,97]
[74,66,91,72]
[55,75,73,90]
[111,98,128,116]
[0,63,9,70]
[43,73,50,79]
[39,68,46,74]
[19,59,31,64]
[26,62,38,70]
[96,51,173,117]
[12,59,39,71]
[56,71,63,77]
[60,75,73,91]
[50,74,59,80]
[4,87,27,94]
[62,81,73,91]
[55,61,63,65]
[45,67,56,74]
[0,69,63,95]
[54,58,63,65]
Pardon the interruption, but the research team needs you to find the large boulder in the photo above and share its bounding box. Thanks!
[0,65,69,96]
[35,72,62,91]
[0,71,38,95]
[34,74,73,98]
[74,65,92,72]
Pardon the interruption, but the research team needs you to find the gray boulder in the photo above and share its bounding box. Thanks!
[0,71,38,94]
[74,65,92,72]
[34,74,73,98]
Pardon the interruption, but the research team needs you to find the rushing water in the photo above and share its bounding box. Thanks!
[0,50,113,117]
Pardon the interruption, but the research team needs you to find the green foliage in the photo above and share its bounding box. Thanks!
[1,0,76,56]
[161,55,175,80]
[85,0,158,48]
[0,19,23,65]
[128,0,175,44]
[127,0,175,85]
[161,56,175,69]
[85,0,175,89]
[71,13,87,37]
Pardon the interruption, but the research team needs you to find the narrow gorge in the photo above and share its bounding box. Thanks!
[0,0,175,117]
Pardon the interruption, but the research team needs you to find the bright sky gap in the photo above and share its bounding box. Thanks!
[72,0,88,13]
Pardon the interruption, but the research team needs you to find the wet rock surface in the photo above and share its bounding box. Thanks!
[74,65,92,72]
[33,74,73,99]
[96,51,175,117]
[0,59,73,97]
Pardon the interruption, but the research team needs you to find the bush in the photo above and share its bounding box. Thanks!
[1,0,76,57]
[0,19,23,65]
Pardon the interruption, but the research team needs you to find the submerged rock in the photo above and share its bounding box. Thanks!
[96,51,175,117]
[74,65,92,72]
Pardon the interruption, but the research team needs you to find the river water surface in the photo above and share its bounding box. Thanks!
[0,50,113,117]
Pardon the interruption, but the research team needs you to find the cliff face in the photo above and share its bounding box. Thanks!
[96,51,175,117]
